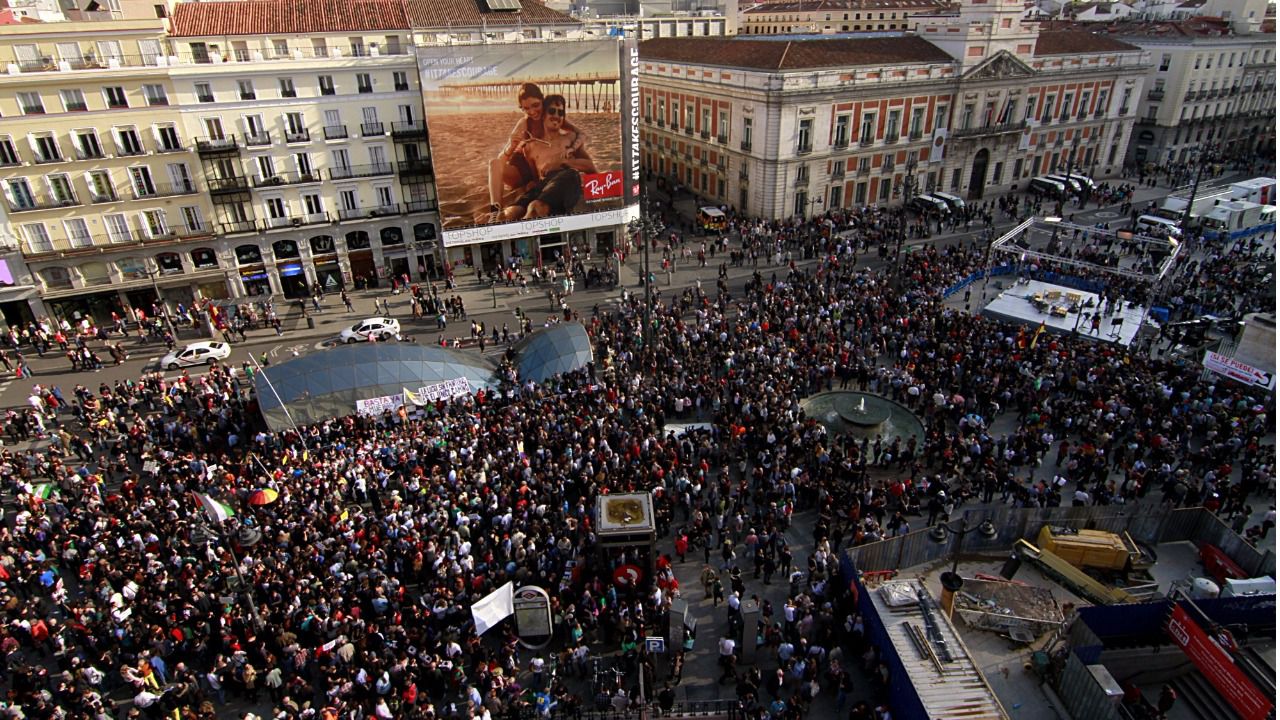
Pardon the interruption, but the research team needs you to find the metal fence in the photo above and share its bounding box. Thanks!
[1056,653,1124,720]
[842,504,1275,576]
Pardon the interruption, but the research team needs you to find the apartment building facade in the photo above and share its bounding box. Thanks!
[0,19,220,324]
[739,0,945,35]
[638,0,1149,219]
[0,0,630,326]
[1106,18,1277,166]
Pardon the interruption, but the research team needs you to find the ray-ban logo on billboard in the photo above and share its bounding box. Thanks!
[583,171,624,201]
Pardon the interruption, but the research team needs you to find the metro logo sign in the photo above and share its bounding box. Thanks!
[1166,605,1273,720]
[1202,350,1275,390]
[582,171,624,201]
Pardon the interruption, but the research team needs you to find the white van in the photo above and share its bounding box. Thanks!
[931,191,966,214]
[1046,174,1085,195]
[1029,177,1068,198]
[1135,214,1184,239]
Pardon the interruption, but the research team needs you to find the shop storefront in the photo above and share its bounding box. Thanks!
[47,289,124,328]
[309,235,344,292]
[346,231,377,289]
[380,228,410,283]
[411,223,439,280]
[272,240,309,299]
[235,244,272,297]
[538,233,568,266]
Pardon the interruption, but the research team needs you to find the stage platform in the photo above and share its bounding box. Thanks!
[980,279,1147,347]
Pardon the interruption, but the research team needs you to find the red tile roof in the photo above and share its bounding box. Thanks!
[1033,29,1140,55]
[171,0,410,36]
[640,36,953,70]
[743,0,944,14]
[404,0,578,28]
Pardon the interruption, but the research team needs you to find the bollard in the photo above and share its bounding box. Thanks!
[306,317,315,330]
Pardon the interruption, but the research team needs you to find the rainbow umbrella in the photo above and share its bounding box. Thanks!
[247,488,279,506]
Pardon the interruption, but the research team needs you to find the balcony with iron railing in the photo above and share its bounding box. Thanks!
[338,204,401,220]
[391,121,426,139]
[404,199,438,213]
[252,171,323,188]
[741,141,752,152]
[285,129,311,143]
[717,134,728,144]
[8,53,169,73]
[397,158,433,176]
[90,188,118,203]
[950,120,1027,139]
[329,163,394,180]
[196,136,239,154]
[700,130,711,140]
[207,176,249,193]
[244,131,272,147]
[132,181,198,199]
[858,136,874,147]
[1148,89,1165,101]
[361,122,386,137]
[8,193,80,213]
[908,130,923,141]
[218,220,258,235]
[323,125,348,140]
[833,137,849,150]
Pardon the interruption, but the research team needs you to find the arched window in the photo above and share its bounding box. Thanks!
[310,235,336,254]
[38,266,73,290]
[413,223,436,243]
[117,257,149,281]
[346,231,371,250]
[272,239,300,260]
[156,252,183,274]
[235,244,263,265]
[79,261,111,287]
[191,248,219,270]
[380,227,404,246]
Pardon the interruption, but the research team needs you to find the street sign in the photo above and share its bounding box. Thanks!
[645,636,666,654]
[1202,350,1275,390]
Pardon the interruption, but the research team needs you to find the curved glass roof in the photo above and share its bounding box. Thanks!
[254,343,496,430]
[512,322,594,384]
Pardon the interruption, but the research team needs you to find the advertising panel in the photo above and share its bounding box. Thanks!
[1166,605,1273,720]
[419,40,631,247]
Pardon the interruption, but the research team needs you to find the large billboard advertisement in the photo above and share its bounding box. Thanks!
[419,40,635,247]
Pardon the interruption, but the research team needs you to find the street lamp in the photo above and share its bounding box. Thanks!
[930,516,997,618]
[893,154,921,272]
[627,211,664,353]
[145,259,179,339]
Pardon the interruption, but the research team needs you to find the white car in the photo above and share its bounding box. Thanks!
[161,341,231,370]
[340,317,401,343]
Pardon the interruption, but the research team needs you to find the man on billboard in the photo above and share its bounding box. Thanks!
[494,94,597,222]
[418,40,627,244]
[485,84,589,223]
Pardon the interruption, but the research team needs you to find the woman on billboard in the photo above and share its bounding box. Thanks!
[483,83,590,223]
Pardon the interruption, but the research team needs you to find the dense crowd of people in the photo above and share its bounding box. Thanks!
[0,178,1272,720]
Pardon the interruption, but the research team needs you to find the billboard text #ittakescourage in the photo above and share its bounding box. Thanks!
[418,40,637,247]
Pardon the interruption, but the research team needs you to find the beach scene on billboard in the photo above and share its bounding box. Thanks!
[418,41,624,239]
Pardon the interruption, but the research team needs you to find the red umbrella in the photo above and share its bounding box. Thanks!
[247,488,279,506]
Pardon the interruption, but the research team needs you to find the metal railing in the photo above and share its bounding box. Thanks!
[207,176,249,193]
[132,181,198,199]
[951,120,1027,138]
[244,131,272,147]
[252,171,323,188]
[328,163,394,180]
[360,122,385,137]
[89,189,118,203]
[405,199,438,213]
[285,129,310,143]
[196,136,239,153]
[8,195,80,213]
[391,121,426,138]
[397,159,433,175]
[323,125,348,140]
[218,220,258,234]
